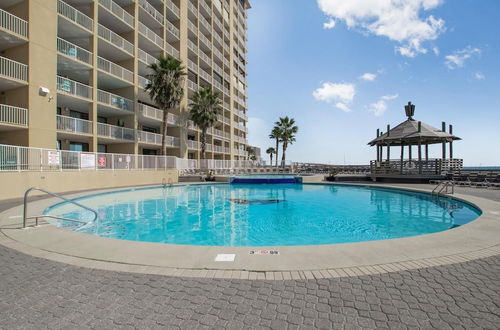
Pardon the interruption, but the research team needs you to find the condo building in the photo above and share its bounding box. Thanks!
[0,0,250,161]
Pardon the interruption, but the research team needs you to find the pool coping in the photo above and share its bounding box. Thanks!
[1,182,500,280]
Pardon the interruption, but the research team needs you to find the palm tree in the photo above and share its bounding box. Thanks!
[276,117,298,167]
[145,55,186,155]
[266,147,275,166]
[269,126,282,167]
[189,87,221,159]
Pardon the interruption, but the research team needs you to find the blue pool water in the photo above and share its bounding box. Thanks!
[45,184,481,246]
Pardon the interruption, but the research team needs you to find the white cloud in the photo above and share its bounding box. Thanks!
[474,72,485,80]
[335,102,352,112]
[323,18,336,29]
[432,46,440,56]
[360,73,377,81]
[369,94,399,117]
[313,82,356,112]
[444,46,481,69]
[317,0,446,57]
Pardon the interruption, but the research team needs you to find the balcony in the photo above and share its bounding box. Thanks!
[187,59,198,72]
[138,48,159,67]
[97,122,135,141]
[97,56,133,83]
[57,76,92,100]
[98,24,134,58]
[57,38,92,66]
[165,21,180,41]
[0,56,28,89]
[188,20,197,34]
[97,89,134,113]
[138,103,180,125]
[188,2,198,16]
[165,43,180,59]
[139,22,163,49]
[56,115,92,134]
[138,0,163,25]
[165,0,180,18]
[0,9,28,51]
[188,80,199,91]
[138,131,179,147]
[57,0,93,33]
[199,69,211,83]
[199,50,211,66]
[0,104,28,127]
[187,140,200,149]
[138,75,150,89]
[187,39,198,54]
[98,0,134,30]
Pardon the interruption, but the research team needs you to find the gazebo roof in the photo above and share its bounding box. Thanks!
[368,102,461,147]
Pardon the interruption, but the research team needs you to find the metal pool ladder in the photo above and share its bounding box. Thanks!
[432,181,455,196]
[23,187,98,228]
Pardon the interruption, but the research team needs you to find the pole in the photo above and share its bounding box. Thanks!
[442,121,446,160]
[400,143,404,174]
[376,129,380,162]
[449,124,453,159]
[418,140,422,174]
[425,144,429,162]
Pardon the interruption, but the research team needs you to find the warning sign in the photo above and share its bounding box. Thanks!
[249,250,280,255]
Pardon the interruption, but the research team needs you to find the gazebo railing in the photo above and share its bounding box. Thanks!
[370,158,463,175]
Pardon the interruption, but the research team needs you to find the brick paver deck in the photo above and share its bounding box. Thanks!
[1,244,499,330]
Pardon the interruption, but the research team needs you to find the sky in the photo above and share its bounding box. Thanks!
[245,0,500,166]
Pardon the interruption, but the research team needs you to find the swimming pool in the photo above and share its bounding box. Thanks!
[45,184,481,247]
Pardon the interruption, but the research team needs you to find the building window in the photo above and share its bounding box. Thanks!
[97,144,107,153]
[69,142,89,152]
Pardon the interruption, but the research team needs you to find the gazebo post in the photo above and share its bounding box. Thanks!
[400,143,404,174]
[425,144,429,162]
[418,121,422,174]
[441,122,446,160]
[376,129,380,162]
[408,144,412,161]
[418,140,422,174]
[449,124,453,159]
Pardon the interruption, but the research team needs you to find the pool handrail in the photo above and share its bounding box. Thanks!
[23,187,98,228]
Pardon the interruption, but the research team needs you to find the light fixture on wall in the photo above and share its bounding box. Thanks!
[39,86,50,96]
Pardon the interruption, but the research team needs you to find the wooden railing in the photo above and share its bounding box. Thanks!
[370,158,463,175]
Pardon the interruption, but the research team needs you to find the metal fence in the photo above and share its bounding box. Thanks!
[0,144,259,172]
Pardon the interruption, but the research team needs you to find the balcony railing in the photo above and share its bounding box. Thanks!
[166,21,180,39]
[97,56,133,82]
[200,69,211,83]
[199,33,210,47]
[138,0,163,24]
[99,0,134,28]
[199,16,211,31]
[0,9,28,38]
[139,103,180,125]
[97,90,134,112]
[98,24,134,55]
[57,0,93,32]
[187,140,200,149]
[0,56,28,82]
[138,131,179,147]
[139,22,163,48]
[138,75,150,89]
[57,38,92,65]
[57,76,92,99]
[165,43,180,59]
[138,48,159,66]
[188,20,197,34]
[97,122,134,141]
[0,104,28,126]
[200,1,211,15]
[187,39,198,53]
[56,115,92,134]
[188,2,198,16]
[187,59,198,72]
[165,0,180,17]
[200,50,211,65]
[188,80,199,91]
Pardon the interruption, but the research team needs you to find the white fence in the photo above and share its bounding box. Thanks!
[0,144,259,172]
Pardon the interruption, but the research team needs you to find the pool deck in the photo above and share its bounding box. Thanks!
[0,183,499,329]
[0,182,499,279]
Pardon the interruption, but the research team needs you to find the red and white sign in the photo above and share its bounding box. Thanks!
[47,151,60,166]
[98,156,106,167]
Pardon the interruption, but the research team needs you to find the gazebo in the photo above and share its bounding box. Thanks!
[368,102,462,181]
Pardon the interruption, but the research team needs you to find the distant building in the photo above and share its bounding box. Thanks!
[247,145,261,163]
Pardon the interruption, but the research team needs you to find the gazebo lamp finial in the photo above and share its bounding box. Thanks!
[405,101,415,120]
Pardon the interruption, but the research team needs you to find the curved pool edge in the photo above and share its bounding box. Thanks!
[1,182,500,279]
